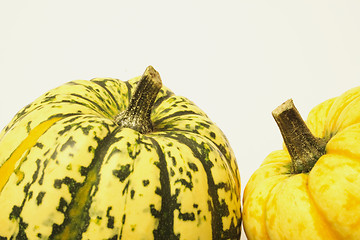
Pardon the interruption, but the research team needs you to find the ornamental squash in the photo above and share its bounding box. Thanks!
[0,66,241,240]
[243,88,360,240]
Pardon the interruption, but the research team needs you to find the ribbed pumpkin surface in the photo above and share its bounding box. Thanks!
[0,68,241,239]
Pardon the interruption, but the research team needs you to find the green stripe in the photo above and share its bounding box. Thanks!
[91,79,121,111]
[9,159,42,239]
[153,88,175,109]
[149,138,178,240]
[153,110,199,126]
[163,133,235,239]
[124,81,133,105]
[70,93,109,116]
[50,127,121,240]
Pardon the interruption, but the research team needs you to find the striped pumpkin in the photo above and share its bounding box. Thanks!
[0,66,241,239]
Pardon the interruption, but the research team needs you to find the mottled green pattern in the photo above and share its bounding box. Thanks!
[0,74,241,239]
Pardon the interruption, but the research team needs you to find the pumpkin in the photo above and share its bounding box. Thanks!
[0,66,241,239]
[243,88,360,240]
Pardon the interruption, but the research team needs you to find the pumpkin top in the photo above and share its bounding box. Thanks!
[272,99,327,173]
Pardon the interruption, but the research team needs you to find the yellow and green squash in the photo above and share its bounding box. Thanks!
[0,66,241,239]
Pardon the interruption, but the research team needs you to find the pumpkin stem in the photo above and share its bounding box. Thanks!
[272,99,327,174]
[115,66,162,134]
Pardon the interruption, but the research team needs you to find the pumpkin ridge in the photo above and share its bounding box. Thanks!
[65,80,120,113]
[163,132,241,239]
[157,128,231,160]
[91,79,121,111]
[114,130,156,240]
[0,104,64,140]
[305,176,342,239]
[149,137,178,240]
[1,103,33,135]
[153,110,200,126]
[154,130,239,198]
[8,159,43,239]
[263,175,291,238]
[152,88,175,109]
[50,127,121,240]
[325,149,360,164]
[70,93,112,118]
[325,87,360,134]
[0,117,61,193]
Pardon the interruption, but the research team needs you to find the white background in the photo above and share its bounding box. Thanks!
[1,1,360,239]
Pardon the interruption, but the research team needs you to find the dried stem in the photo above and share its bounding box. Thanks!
[115,66,162,134]
[272,99,326,173]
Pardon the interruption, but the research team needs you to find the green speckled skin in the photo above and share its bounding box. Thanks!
[0,72,241,239]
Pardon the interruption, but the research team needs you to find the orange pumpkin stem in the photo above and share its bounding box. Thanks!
[272,99,327,173]
[115,66,162,133]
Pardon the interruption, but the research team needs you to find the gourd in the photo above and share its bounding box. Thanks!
[243,88,360,240]
[0,66,241,240]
